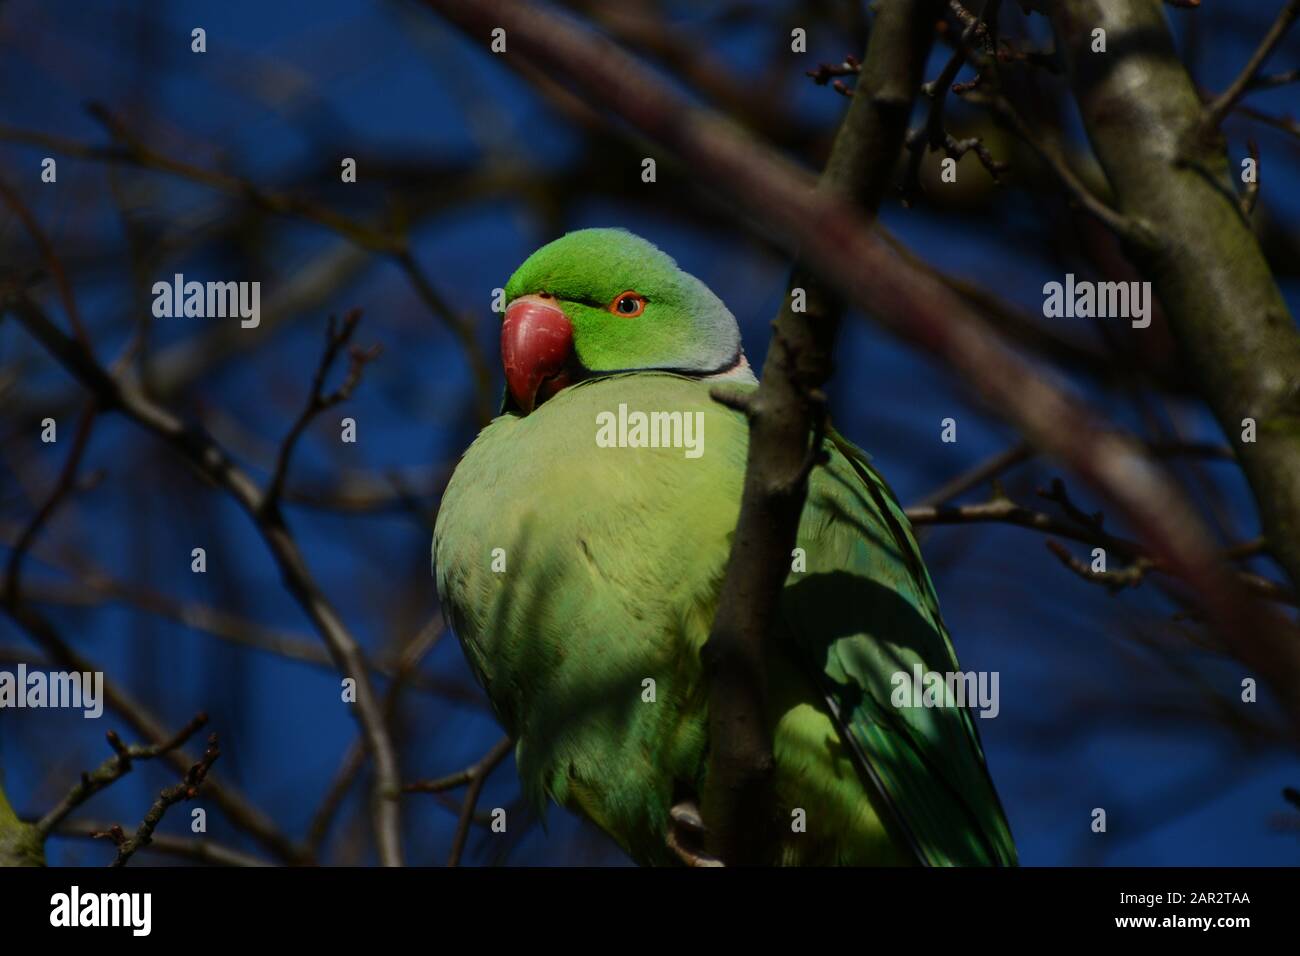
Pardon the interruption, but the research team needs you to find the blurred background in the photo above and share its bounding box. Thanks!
[1,0,1298,866]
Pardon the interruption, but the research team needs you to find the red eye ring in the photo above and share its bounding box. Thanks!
[608,291,646,317]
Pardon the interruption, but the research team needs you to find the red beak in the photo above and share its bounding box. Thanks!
[501,297,575,413]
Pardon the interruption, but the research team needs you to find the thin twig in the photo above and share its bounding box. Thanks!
[1234,103,1300,141]
[306,615,445,855]
[1203,0,1300,130]
[1,294,404,866]
[967,89,1157,247]
[264,310,381,512]
[0,598,304,863]
[806,54,861,97]
[907,493,1296,605]
[1248,68,1300,91]
[102,732,221,867]
[912,442,1033,509]
[393,249,494,425]
[4,406,97,601]
[36,714,209,838]
[81,103,403,251]
[1047,539,1153,593]
[0,177,91,347]
[57,820,268,867]
[906,494,1144,556]
[0,537,480,707]
[446,736,512,867]
[0,108,494,423]
[902,22,1005,205]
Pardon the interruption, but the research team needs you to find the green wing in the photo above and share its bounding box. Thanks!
[783,429,1017,866]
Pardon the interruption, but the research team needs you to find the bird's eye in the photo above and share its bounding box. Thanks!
[609,291,646,317]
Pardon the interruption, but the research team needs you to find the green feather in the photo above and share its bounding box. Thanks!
[435,369,1016,865]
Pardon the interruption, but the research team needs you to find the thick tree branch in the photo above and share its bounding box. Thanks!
[1051,2,1300,600]
[0,780,43,867]
[1241,139,1261,218]
[698,0,943,865]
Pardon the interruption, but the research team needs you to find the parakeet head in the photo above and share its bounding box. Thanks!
[499,228,747,413]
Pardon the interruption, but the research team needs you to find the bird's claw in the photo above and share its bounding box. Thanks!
[667,799,723,867]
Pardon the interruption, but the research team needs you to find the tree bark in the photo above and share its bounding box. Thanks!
[0,779,44,867]
[1051,0,1300,593]
[699,0,941,866]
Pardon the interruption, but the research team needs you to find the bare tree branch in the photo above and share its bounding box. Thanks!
[700,0,944,864]
[0,600,304,863]
[902,18,1006,206]
[0,556,480,707]
[912,441,1033,508]
[1045,538,1296,605]
[907,487,1296,606]
[36,713,209,839]
[0,260,303,867]
[56,820,268,867]
[4,406,96,603]
[0,176,91,347]
[307,615,445,857]
[264,310,382,512]
[0,295,405,865]
[0,110,494,423]
[1051,2,1300,605]
[99,732,221,867]
[1203,0,1300,130]
[445,736,512,867]
[966,89,1157,247]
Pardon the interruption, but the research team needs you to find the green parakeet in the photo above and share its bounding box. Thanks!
[433,228,1016,866]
